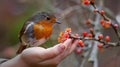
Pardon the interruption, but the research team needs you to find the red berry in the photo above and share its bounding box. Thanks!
[63,33,69,38]
[97,43,103,48]
[100,10,105,14]
[98,34,103,39]
[80,44,85,47]
[114,24,118,28]
[78,40,83,45]
[106,21,111,25]
[78,40,84,47]
[93,9,98,13]
[83,0,90,5]
[100,19,105,25]
[75,48,82,54]
[102,21,111,28]
[87,33,92,38]
[82,32,88,37]
[105,36,110,42]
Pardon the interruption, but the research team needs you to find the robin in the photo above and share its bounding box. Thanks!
[16,12,60,54]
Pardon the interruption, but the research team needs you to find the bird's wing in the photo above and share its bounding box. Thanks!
[19,21,34,43]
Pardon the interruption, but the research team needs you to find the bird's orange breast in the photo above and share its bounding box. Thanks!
[33,22,53,40]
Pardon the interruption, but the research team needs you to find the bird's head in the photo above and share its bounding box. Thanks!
[28,12,60,26]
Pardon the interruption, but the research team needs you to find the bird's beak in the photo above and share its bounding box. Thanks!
[55,20,61,24]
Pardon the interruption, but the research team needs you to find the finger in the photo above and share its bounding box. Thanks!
[58,40,78,58]
[62,39,72,47]
[62,39,72,50]
[59,39,78,57]
[68,40,79,53]
[75,47,82,54]
[37,39,73,64]
[57,39,73,56]
[38,44,66,61]
[39,40,79,65]
[39,39,72,61]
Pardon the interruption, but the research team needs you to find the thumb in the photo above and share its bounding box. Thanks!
[40,44,65,60]
[42,39,72,60]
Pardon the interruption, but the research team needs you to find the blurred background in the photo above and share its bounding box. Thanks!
[0,0,120,67]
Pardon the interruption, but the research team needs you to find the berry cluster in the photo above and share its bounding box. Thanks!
[83,0,120,42]
[57,0,120,54]
[97,34,110,48]
[83,0,119,29]
[58,28,71,43]
[57,26,119,54]
[58,28,111,49]
[100,19,118,29]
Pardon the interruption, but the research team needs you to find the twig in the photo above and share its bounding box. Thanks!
[90,1,120,41]
[90,2,110,21]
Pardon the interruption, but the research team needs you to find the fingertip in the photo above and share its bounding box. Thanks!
[68,40,79,53]
[62,38,72,46]
[73,39,79,44]
[41,44,66,59]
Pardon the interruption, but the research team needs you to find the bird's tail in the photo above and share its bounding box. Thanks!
[16,43,27,54]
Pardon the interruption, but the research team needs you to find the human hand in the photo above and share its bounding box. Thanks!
[21,39,78,67]
[0,39,78,67]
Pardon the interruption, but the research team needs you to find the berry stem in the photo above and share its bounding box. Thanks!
[111,24,120,40]
[89,0,120,43]
[68,33,119,48]
[90,2,110,21]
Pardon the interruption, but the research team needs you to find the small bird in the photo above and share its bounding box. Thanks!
[16,12,60,54]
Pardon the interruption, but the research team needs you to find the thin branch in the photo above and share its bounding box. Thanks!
[90,0,120,42]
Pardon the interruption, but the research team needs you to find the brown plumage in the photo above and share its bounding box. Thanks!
[16,12,60,54]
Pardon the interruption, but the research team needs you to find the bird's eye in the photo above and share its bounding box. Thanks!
[46,17,51,20]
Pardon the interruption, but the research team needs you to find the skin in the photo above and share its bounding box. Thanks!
[0,39,78,67]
